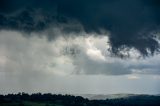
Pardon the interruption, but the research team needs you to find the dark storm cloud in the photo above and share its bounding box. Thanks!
[0,0,160,56]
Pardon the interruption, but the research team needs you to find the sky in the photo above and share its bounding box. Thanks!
[0,0,160,95]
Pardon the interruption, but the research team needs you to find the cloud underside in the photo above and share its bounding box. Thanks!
[1,0,160,56]
[0,30,160,76]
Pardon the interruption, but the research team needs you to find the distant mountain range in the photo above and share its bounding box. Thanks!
[77,94,160,100]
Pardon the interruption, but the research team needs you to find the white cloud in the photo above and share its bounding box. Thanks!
[86,37,106,61]
[0,29,160,77]
[0,30,74,76]
[127,75,140,80]
[0,29,160,94]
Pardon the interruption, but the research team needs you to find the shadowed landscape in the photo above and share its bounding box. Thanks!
[0,93,160,106]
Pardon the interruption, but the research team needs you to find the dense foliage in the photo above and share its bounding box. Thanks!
[0,93,160,106]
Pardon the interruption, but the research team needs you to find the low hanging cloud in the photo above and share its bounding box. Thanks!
[0,30,160,76]
[0,0,160,56]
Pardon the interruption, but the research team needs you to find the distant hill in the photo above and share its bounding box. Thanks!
[79,94,157,100]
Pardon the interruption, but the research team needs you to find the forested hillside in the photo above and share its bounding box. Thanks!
[0,93,160,106]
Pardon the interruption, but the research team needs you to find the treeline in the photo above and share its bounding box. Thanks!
[0,93,160,106]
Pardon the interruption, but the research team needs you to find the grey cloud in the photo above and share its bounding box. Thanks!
[60,35,160,75]
[72,51,131,75]
[0,0,160,56]
[1,30,160,76]
[0,29,160,94]
[72,52,160,75]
